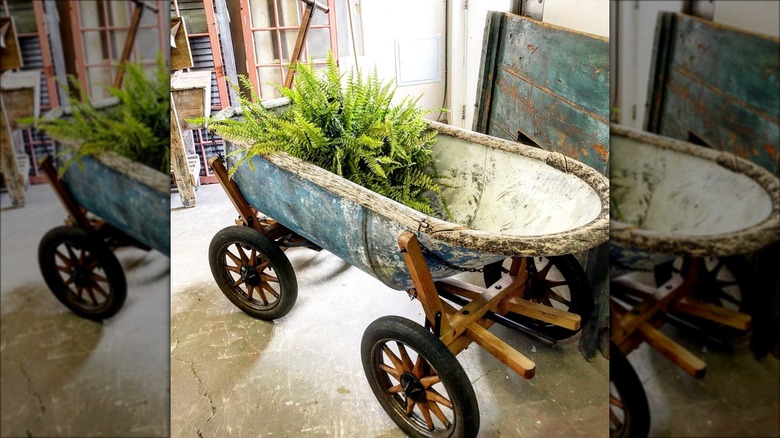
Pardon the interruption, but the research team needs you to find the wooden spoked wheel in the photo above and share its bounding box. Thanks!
[38,226,126,320]
[362,316,479,437]
[209,226,297,320]
[609,342,649,438]
[483,255,592,340]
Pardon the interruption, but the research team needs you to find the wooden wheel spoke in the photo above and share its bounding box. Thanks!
[232,278,245,287]
[380,363,401,379]
[388,384,404,394]
[260,273,279,283]
[225,250,242,266]
[419,375,440,389]
[412,355,424,378]
[64,278,74,286]
[540,296,554,307]
[709,260,724,276]
[85,286,98,305]
[545,289,570,307]
[64,244,78,264]
[226,265,241,273]
[249,249,257,267]
[55,250,72,267]
[254,261,269,272]
[78,248,87,265]
[75,285,84,300]
[427,400,450,427]
[718,291,741,306]
[234,243,248,264]
[56,266,70,274]
[418,402,434,430]
[536,258,554,278]
[609,407,621,427]
[90,273,108,283]
[544,279,568,288]
[609,394,623,409]
[258,286,271,305]
[383,346,404,373]
[397,342,414,373]
[260,282,279,298]
[246,284,254,300]
[405,397,416,415]
[426,389,452,409]
[92,282,109,298]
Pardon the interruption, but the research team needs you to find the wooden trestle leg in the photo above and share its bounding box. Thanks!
[610,256,754,379]
[397,231,536,379]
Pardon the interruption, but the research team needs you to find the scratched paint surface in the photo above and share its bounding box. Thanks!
[60,155,171,256]
[648,13,779,175]
[227,132,602,290]
[475,12,609,175]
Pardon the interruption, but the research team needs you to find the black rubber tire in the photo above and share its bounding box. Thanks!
[38,225,126,320]
[483,255,593,340]
[361,316,479,438]
[209,225,297,320]
[610,342,650,438]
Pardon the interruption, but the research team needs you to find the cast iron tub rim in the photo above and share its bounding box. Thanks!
[211,102,610,258]
[609,124,780,257]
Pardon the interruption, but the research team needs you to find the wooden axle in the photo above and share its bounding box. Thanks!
[398,231,539,379]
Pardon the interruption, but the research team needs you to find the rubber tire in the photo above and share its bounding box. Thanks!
[209,225,297,320]
[610,342,650,438]
[484,255,593,340]
[38,226,126,320]
[361,316,479,438]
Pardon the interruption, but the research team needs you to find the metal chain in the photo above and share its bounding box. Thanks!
[418,242,485,273]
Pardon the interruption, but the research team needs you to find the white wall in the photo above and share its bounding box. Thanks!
[713,1,780,38]
[543,0,609,38]
[344,0,447,118]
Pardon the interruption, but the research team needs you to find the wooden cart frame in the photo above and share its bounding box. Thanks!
[210,155,586,380]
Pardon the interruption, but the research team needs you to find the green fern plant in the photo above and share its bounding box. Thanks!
[26,53,170,176]
[198,53,449,216]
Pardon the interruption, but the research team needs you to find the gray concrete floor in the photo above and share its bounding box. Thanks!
[622,274,780,437]
[170,184,608,437]
[1,185,170,437]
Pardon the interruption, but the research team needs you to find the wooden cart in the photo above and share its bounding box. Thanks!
[205,102,609,436]
[35,100,169,320]
[608,126,780,438]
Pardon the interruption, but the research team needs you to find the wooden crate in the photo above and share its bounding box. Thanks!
[170,16,193,70]
[0,17,23,71]
[0,70,41,128]
[171,70,212,128]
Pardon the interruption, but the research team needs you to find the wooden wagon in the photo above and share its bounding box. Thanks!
[35,100,169,320]
[608,125,780,437]
[205,101,609,436]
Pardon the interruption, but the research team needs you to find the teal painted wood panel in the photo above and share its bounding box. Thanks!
[60,155,170,256]
[474,12,610,176]
[647,13,780,175]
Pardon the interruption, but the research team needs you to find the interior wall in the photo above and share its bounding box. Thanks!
[350,0,447,118]
[543,0,609,38]
[713,1,780,38]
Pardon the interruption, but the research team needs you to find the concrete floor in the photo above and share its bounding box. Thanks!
[621,273,780,437]
[170,184,608,437]
[1,185,170,437]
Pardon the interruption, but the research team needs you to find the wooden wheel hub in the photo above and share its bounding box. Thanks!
[240,264,261,286]
[399,372,427,403]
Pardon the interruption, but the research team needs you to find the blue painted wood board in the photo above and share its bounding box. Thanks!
[647,13,779,175]
[60,154,171,256]
[474,12,610,176]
